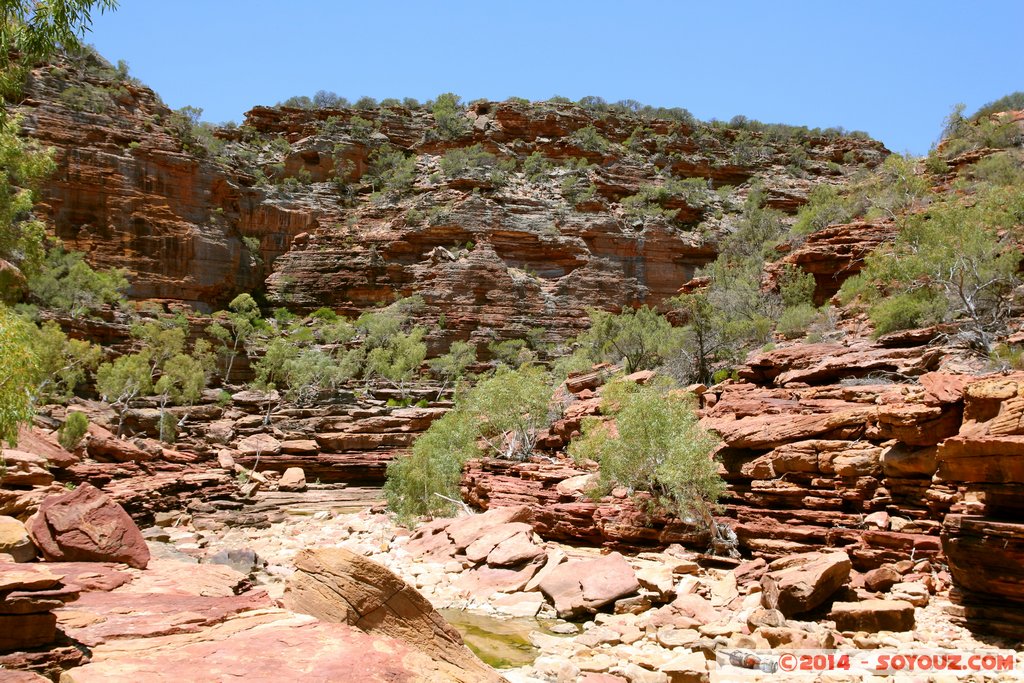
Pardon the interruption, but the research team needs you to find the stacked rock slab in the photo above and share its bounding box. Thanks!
[938,375,1024,637]
[0,564,79,651]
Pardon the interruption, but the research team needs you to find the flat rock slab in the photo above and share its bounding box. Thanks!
[57,589,274,646]
[0,563,64,592]
[117,559,248,597]
[59,609,476,683]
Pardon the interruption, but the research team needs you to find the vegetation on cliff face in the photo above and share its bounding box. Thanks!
[569,379,724,523]
[384,364,553,521]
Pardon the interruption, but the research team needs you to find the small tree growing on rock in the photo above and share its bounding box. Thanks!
[0,306,39,445]
[384,364,554,522]
[569,379,727,545]
[95,352,152,435]
[207,293,262,382]
[577,306,680,373]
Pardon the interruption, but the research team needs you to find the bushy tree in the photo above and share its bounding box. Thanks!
[439,144,514,186]
[429,340,477,395]
[33,320,101,402]
[207,293,262,381]
[430,93,470,140]
[384,409,478,522]
[58,410,89,450]
[384,364,555,522]
[467,364,552,460]
[842,188,1023,348]
[569,125,610,153]
[29,247,127,317]
[95,351,151,434]
[366,144,417,197]
[577,305,680,373]
[0,118,54,278]
[130,317,187,378]
[154,348,212,442]
[0,306,38,445]
[364,326,426,397]
[667,191,787,383]
[568,380,724,528]
[487,338,534,368]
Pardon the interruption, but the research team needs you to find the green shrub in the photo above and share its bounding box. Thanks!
[58,411,89,450]
[28,248,128,318]
[777,304,819,339]
[384,364,553,522]
[430,93,470,140]
[779,266,816,308]
[991,343,1024,371]
[348,116,375,142]
[429,341,477,389]
[869,290,948,336]
[855,187,1022,346]
[383,409,478,522]
[791,184,853,236]
[439,144,514,186]
[310,307,339,322]
[367,145,418,197]
[924,153,949,175]
[568,380,724,524]
[487,338,533,367]
[158,410,177,444]
[33,320,101,402]
[523,151,552,182]
[576,306,681,373]
[0,307,39,445]
[569,125,610,153]
[560,174,597,205]
[622,178,710,219]
[961,153,1024,187]
[59,83,113,113]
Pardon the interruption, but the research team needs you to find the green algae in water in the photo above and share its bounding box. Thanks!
[440,609,554,669]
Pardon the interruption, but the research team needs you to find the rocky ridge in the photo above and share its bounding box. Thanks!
[14,54,886,353]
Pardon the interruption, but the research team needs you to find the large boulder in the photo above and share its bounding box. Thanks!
[0,515,36,562]
[85,424,153,463]
[760,551,851,617]
[538,552,640,618]
[284,547,501,683]
[277,467,307,492]
[27,484,150,569]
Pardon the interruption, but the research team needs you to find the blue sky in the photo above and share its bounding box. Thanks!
[85,1,1022,155]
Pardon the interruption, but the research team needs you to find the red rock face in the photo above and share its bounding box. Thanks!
[768,221,899,304]
[937,375,1024,637]
[17,58,887,348]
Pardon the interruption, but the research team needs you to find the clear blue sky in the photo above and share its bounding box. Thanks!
[85,1,1022,155]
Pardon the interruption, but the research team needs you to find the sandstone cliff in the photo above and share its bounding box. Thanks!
[15,52,887,353]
